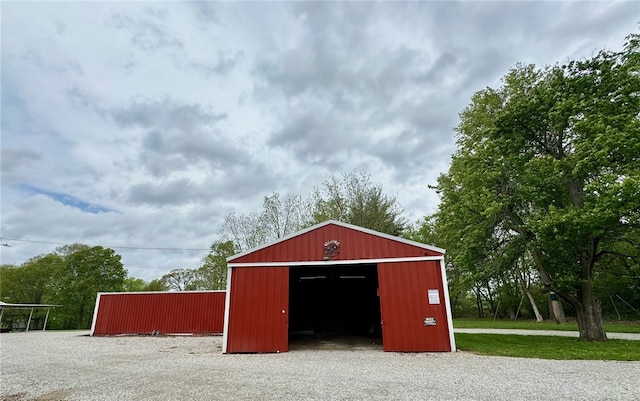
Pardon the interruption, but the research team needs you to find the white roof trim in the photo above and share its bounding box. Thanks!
[227,220,445,262]
[95,290,227,296]
[229,256,445,268]
[0,301,61,308]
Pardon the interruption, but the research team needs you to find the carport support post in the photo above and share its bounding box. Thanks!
[43,307,51,331]
[26,307,34,332]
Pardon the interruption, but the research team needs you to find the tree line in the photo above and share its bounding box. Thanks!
[416,31,640,340]
[2,33,638,340]
[1,244,126,330]
[155,170,408,291]
[0,171,407,330]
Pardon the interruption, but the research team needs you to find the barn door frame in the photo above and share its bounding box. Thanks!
[225,256,455,353]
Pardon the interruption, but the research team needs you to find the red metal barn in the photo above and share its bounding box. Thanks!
[223,220,455,353]
[91,291,226,336]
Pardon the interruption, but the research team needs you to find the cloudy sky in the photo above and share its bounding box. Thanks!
[1,1,638,281]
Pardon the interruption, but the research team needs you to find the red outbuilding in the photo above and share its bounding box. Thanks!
[223,220,455,353]
[91,291,226,336]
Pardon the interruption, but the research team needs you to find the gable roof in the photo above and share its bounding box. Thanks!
[227,220,445,264]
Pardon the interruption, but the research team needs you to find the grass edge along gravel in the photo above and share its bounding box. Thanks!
[453,318,640,333]
[454,333,640,361]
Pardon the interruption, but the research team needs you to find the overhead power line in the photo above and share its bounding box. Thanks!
[0,237,210,251]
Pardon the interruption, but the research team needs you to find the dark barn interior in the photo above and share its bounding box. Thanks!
[288,264,382,348]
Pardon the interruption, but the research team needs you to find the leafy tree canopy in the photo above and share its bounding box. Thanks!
[161,268,198,291]
[222,192,309,251]
[432,32,640,340]
[221,170,408,253]
[53,244,127,329]
[1,244,128,330]
[195,240,236,290]
[310,170,408,236]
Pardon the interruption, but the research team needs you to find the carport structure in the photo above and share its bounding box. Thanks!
[0,301,61,332]
[223,220,455,353]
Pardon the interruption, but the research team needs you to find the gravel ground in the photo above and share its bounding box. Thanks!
[1,331,639,401]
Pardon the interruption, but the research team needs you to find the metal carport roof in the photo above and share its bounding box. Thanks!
[0,301,62,332]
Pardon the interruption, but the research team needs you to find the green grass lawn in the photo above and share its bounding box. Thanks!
[453,318,640,333]
[454,333,640,361]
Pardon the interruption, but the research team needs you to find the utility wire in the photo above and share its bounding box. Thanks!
[0,237,210,251]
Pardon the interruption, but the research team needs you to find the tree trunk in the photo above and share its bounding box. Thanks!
[77,304,85,330]
[572,236,606,341]
[452,293,459,313]
[574,282,607,341]
[476,290,484,318]
[549,292,566,324]
[524,289,544,322]
[530,250,566,324]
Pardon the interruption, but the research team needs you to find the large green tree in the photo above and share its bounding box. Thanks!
[142,279,169,292]
[161,268,198,291]
[158,241,235,291]
[0,254,63,304]
[195,240,236,290]
[310,170,407,236]
[1,256,65,330]
[221,170,408,252]
[222,192,309,251]
[122,277,169,292]
[53,244,127,329]
[434,33,640,341]
[593,228,640,319]
[123,277,147,292]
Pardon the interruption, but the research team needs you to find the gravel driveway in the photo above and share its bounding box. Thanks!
[1,331,639,401]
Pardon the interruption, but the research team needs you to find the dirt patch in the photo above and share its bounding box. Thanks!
[2,393,27,401]
[2,390,71,401]
[288,334,382,350]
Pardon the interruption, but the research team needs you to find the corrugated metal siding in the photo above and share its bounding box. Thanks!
[92,291,226,335]
[226,267,288,353]
[378,261,451,352]
[231,223,441,264]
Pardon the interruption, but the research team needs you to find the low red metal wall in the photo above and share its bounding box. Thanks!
[91,291,226,336]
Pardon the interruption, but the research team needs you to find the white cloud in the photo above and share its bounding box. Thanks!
[1,1,637,280]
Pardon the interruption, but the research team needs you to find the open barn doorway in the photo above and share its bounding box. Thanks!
[288,263,382,350]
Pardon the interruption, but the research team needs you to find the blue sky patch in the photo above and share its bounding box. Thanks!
[18,184,115,214]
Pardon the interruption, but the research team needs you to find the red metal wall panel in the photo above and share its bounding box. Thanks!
[92,291,225,335]
[378,261,451,352]
[226,267,288,353]
[230,223,442,264]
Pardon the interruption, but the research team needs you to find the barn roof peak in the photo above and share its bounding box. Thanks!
[227,219,445,262]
